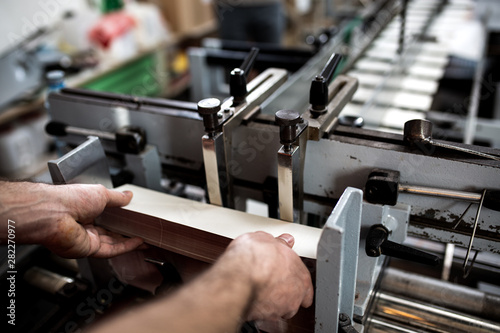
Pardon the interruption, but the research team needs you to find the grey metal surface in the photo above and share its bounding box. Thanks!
[124,145,163,192]
[48,136,113,188]
[316,187,362,332]
[0,46,42,109]
[380,267,500,321]
[48,93,206,171]
[220,68,288,208]
[305,132,500,253]
[354,203,410,319]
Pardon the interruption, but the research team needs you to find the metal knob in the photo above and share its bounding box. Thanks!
[198,98,221,134]
[309,53,342,116]
[275,110,302,149]
[403,119,433,145]
[230,47,259,105]
[366,224,440,266]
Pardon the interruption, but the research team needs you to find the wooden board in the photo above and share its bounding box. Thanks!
[98,184,322,263]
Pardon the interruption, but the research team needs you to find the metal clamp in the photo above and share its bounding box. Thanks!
[276,110,308,222]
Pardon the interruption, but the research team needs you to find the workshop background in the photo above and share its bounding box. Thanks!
[1,0,500,332]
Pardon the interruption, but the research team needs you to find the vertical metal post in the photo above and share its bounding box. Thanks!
[202,132,229,207]
[316,187,362,332]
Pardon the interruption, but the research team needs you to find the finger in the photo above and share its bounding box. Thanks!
[92,237,144,258]
[105,190,133,208]
[276,233,295,248]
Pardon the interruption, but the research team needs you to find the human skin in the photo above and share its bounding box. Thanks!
[0,181,143,258]
[0,181,314,329]
[91,232,314,333]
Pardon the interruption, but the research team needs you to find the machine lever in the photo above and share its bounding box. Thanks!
[309,52,342,115]
[364,168,500,212]
[366,225,440,266]
[45,121,146,154]
[404,119,500,161]
[230,47,259,105]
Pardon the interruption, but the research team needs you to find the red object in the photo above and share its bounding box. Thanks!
[88,11,135,49]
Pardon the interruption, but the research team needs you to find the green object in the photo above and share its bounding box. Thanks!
[82,54,164,97]
[101,0,124,14]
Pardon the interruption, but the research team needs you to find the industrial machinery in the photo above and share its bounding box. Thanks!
[3,0,500,332]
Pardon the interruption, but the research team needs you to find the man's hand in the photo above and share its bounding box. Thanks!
[0,181,143,258]
[91,231,313,333]
[219,231,314,321]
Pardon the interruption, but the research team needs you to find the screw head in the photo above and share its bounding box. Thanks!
[197,98,221,115]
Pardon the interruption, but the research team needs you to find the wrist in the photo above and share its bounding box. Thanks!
[211,246,258,316]
[0,181,63,245]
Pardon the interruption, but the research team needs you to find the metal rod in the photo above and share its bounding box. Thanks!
[431,140,500,161]
[463,189,487,276]
[397,0,408,55]
[398,184,482,202]
[464,17,487,145]
[66,125,116,141]
[452,202,473,229]
[320,53,342,84]
[441,243,455,281]
[367,318,422,333]
[372,291,500,333]
[380,267,500,321]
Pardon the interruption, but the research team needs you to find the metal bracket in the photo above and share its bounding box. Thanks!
[316,187,362,332]
[303,75,358,141]
[47,136,114,291]
[200,68,288,208]
[48,136,113,188]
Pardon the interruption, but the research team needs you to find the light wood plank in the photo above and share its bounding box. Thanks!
[98,184,322,262]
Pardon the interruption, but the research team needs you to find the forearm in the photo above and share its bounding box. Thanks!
[0,181,58,244]
[91,253,254,333]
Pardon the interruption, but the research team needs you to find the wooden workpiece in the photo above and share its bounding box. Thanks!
[100,185,320,332]
[99,184,322,263]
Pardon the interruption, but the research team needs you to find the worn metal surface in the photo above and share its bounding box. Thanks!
[354,203,410,319]
[316,188,362,332]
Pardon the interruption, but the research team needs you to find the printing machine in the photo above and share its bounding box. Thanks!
[5,0,500,332]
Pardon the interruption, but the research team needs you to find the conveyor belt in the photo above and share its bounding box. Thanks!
[340,0,476,132]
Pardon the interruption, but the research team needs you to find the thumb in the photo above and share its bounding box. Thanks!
[106,190,133,207]
[276,233,295,248]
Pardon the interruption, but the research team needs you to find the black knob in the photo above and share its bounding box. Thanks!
[309,53,342,115]
[198,98,221,134]
[366,225,440,266]
[230,47,259,105]
[116,126,146,154]
[364,169,400,206]
[275,110,302,149]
